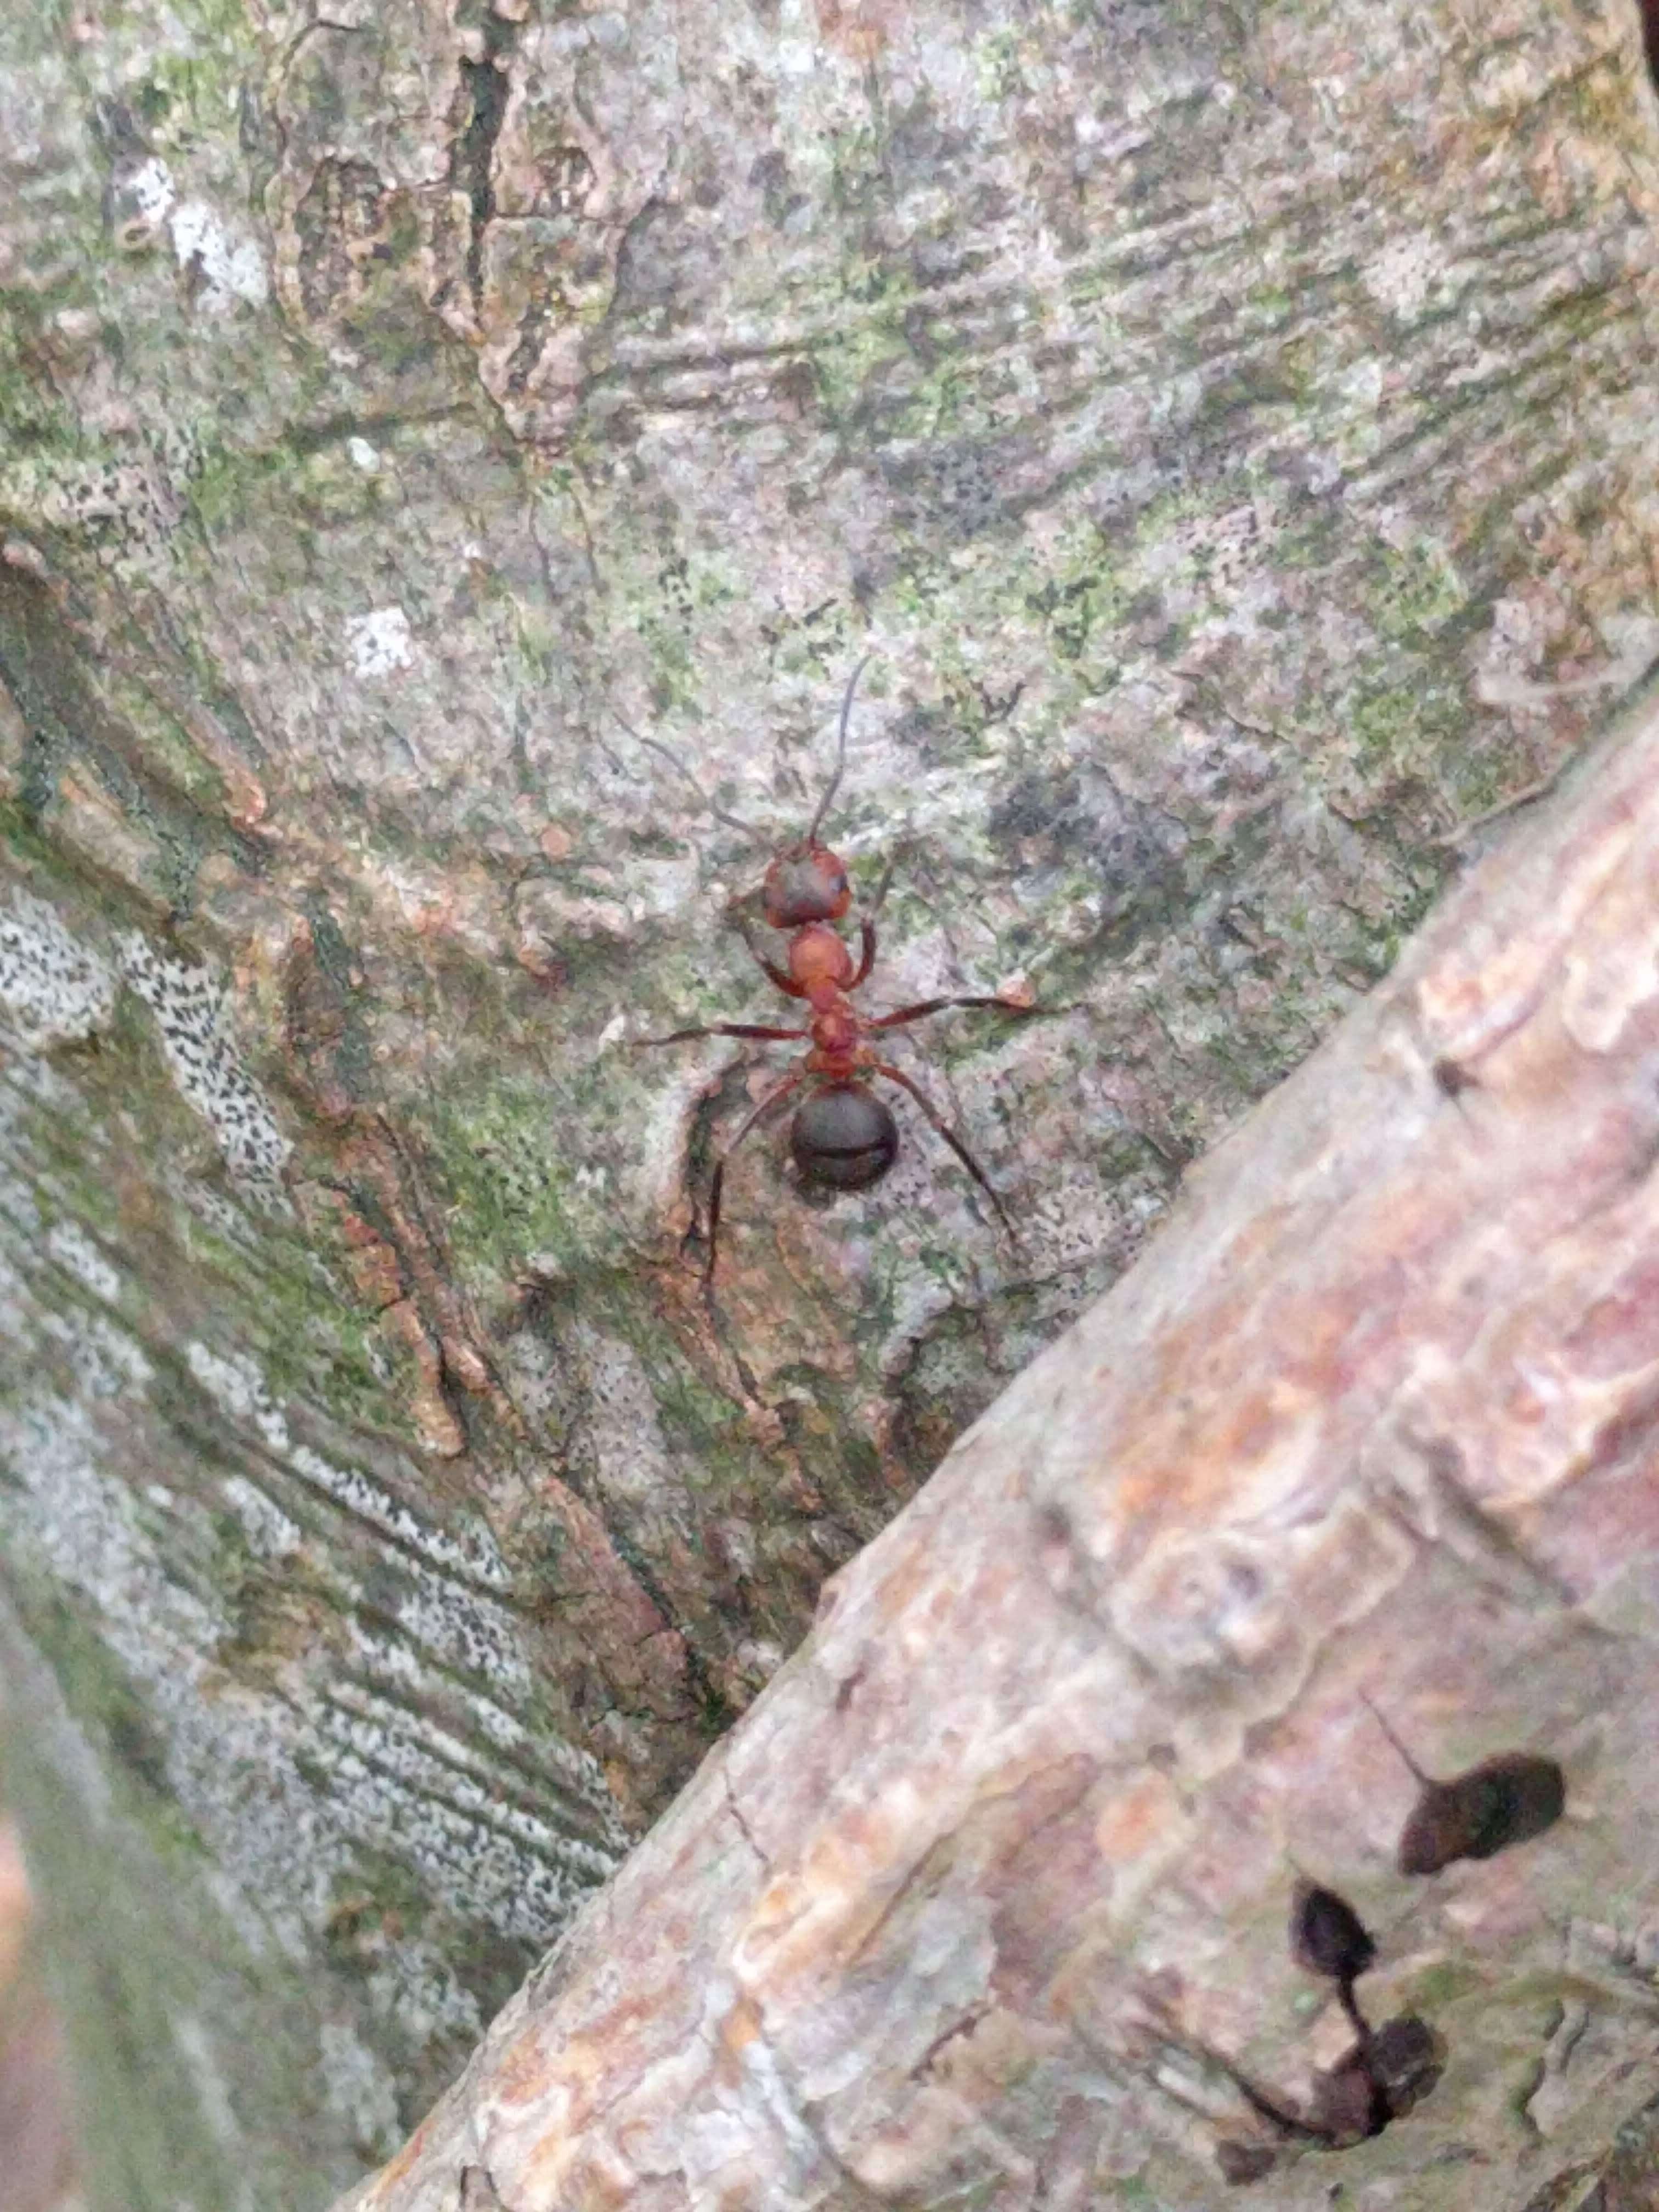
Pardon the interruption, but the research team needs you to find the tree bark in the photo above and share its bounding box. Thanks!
[340,680,1659,2211]
[0,0,1656,2200]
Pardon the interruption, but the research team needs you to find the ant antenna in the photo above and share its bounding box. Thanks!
[1360,1693,1429,1782]
[611,706,757,839]
[806,652,873,847]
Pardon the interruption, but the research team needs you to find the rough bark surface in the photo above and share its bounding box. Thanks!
[0,0,1657,2200]
[341,682,1659,2212]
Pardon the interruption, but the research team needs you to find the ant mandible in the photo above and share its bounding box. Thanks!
[640,656,1040,1286]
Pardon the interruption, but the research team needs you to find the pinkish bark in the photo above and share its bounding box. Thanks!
[332,692,1659,2208]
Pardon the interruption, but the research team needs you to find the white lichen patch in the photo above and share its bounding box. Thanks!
[109,155,178,251]
[1154,499,1270,603]
[2,1395,219,1671]
[1337,353,1386,414]
[0,443,186,563]
[117,938,291,1208]
[128,157,177,224]
[221,1474,302,1560]
[176,1338,624,1911]
[306,1711,603,1943]
[168,200,269,313]
[569,1322,697,1540]
[321,1681,614,1878]
[345,606,415,679]
[346,1617,619,1816]
[1,1084,625,2109]
[45,1218,122,1304]
[187,1339,512,1587]
[0,1374,622,1967]
[0,1389,275,1882]
[184,1340,289,1444]
[0,890,116,1048]
[295,1444,513,1588]
[161,1160,266,1254]
[364,1945,481,2044]
[36,1302,155,1396]
[393,1564,534,1698]
[1362,231,1439,321]
[319,2018,404,2158]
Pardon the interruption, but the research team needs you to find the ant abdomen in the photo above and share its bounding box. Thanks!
[792,1084,899,1191]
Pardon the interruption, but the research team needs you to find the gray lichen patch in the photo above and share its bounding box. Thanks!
[116,933,292,1209]
[319,2017,405,2166]
[0,887,116,1046]
[0,997,634,2188]
[0,1289,628,2138]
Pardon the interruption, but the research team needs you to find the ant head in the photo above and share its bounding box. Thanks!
[761,842,852,928]
[625,656,874,894]
[791,1082,898,1191]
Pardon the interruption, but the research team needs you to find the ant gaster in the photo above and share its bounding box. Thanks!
[640,657,1039,1285]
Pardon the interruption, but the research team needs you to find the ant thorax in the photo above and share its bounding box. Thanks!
[788,923,856,1004]
[808,1003,859,1061]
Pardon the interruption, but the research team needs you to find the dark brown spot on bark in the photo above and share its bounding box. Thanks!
[1216,2138,1278,2185]
[1289,1881,1376,1985]
[1364,1697,1565,1874]
[1433,1055,1477,1099]
[1397,1754,1565,1875]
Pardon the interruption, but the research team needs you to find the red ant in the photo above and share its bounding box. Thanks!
[638,657,1040,1287]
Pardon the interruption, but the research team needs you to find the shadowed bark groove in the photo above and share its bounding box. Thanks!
[341,682,1659,2209]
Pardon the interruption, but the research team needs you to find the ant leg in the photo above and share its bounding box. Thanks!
[635,1020,808,1047]
[866,833,914,919]
[849,916,877,990]
[870,1059,1013,1235]
[704,1071,805,1288]
[870,994,1039,1031]
[737,920,806,998]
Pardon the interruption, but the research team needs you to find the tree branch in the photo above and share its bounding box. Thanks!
[335,690,1659,2207]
